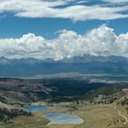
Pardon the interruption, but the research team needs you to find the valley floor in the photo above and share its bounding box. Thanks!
[1,102,128,128]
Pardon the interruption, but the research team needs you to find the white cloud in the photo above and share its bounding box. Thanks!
[0,0,128,21]
[0,25,128,60]
[103,0,128,3]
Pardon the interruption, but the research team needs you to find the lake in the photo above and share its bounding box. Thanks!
[43,112,84,125]
[24,105,48,112]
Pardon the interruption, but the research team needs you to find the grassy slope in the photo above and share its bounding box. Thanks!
[46,104,122,128]
[1,102,127,128]
[0,112,49,128]
[0,78,128,128]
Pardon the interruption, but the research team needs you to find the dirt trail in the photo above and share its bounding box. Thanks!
[114,106,128,125]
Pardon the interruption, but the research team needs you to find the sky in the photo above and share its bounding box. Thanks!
[0,0,128,60]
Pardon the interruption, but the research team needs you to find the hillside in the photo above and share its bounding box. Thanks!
[0,76,127,103]
[0,101,32,123]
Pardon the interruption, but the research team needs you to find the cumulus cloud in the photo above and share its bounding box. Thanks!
[0,25,128,60]
[0,0,128,21]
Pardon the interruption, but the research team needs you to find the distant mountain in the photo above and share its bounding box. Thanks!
[0,55,128,77]
[60,55,128,63]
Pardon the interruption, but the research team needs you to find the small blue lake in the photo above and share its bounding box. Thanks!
[43,112,84,125]
[24,105,48,112]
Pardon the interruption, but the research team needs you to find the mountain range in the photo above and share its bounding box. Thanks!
[0,55,128,77]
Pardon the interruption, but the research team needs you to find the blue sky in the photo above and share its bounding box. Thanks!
[0,0,128,38]
[0,0,128,60]
[0,15,128,39]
